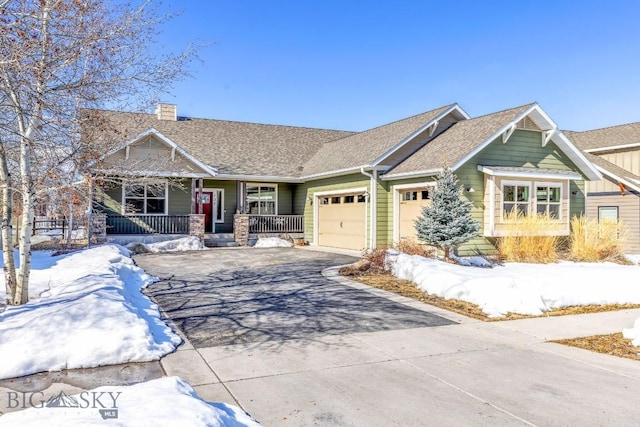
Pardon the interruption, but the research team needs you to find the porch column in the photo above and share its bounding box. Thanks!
[236,180,246,214]
[190,178,196,214]
[197,177,204,215]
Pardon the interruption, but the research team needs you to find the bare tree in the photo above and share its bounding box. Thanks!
[0,0,196,305]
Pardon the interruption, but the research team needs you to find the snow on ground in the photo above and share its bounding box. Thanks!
[623,318,640,347]
[388,249,640,318]
[132,236,205,253]
[253,237,292,248]
[0,244,181,380]
[0,376,260,427]
[625,254,640,265]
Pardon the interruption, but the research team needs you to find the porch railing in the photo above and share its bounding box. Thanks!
[106,215,190,234]
[248,215,304,233]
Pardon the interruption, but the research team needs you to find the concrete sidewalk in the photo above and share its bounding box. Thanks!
[159,270,640,426]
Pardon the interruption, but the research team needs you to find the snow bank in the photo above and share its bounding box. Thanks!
[0,376,261,426]
[253,237,292,248]
[625,254,640,265]
[387,250,640,318]
[623,318,640,347]
[0,245,181,380]
[141,236,205,253]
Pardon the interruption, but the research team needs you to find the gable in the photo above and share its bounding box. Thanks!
[101,134,210,177]
[471,129,582,173]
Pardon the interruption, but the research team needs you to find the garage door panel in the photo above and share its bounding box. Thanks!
[398,189,431,242]
[317,194,366,250]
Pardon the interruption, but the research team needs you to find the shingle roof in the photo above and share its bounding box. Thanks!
[584,152,640,191]
[384,104,535,177]
[565,122,640,151]
[300,104,456,177]
[88,110,356,177]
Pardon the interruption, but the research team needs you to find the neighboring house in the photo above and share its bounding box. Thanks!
[566,125,640,252]
[87,102,601,254]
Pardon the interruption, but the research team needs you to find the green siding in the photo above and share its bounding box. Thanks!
[456,129,586,255]
[383,130,588,255]
[100,183,123,215]
[295,174,371,245]
[167,181,191,215]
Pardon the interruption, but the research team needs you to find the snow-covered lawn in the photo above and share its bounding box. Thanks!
[0,244,182,379]
[0,244,260,425]
[0,376,260,426]
[388,250,640,319]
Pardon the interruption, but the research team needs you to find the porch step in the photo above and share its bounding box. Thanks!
[204,233,239,248]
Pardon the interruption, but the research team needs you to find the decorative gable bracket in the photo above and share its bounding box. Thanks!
[502,123,517,144]
[542,129,556,147]
[427,120,439,137]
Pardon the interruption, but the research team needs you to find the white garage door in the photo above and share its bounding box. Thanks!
[398,188,432,242]
[318,193,366,250]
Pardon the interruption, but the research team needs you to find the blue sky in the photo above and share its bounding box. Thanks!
[158,1,640,132]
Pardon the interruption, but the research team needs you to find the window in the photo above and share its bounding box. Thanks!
[123,182,167,214]
[402,191,418,201]
[598,206,618,223]
[247,184,277,215]
[536,185,561,219]
[402,190,430,201]
[331,196,341,204]
[344,195,355,203]
[357,194,366,203]
[320,197,329,205]
[502,184,530,216]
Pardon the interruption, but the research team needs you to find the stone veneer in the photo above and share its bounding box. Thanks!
[233,214,250,246]
[89,213,107,244]
[189,214,205,242]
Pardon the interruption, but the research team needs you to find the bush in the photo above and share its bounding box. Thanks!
[497,211,560,263]
[569,215,627,262]
[395,239,434,258]
[339,246,389,276]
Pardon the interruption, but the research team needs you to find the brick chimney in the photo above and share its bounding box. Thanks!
[155,103,177,121]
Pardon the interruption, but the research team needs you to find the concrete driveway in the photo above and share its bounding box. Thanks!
[138,248,454,347]
[136,248,640,426]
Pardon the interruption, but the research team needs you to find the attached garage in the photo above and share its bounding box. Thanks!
[317,192,367,250]
[396,186,433,242]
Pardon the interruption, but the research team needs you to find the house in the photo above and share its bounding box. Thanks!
[87,102,601,254]
[565,124,640,252]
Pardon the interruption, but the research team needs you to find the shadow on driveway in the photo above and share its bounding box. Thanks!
[136,248,456,348]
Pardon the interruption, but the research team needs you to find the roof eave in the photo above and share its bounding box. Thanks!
[213,173,304,183]
[585,142,640,153]
[592,166,640,193]
[380,168,442,181]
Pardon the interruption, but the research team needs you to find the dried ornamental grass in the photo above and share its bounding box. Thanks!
[497,211,560,263]
[569,215,627,262]
[395,239,434,258]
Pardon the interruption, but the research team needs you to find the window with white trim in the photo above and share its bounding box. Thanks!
[598,206,618,223]
[247,184,277,215]
[535,185,562,219]
[502,183,530,216]
[123,182,167,214]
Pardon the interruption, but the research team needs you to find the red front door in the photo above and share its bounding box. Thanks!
[196,191,213,233]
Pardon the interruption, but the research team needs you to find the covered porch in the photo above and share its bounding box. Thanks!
[99,177,304,241]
